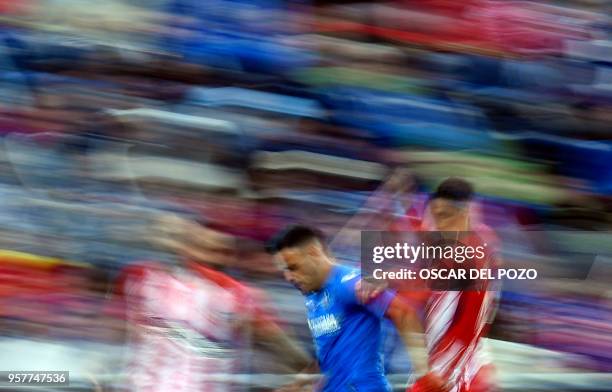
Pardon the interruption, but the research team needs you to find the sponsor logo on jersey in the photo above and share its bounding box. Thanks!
[308,314,340,337]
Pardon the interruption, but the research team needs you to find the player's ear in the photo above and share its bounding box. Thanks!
[305,240,324,258]
[272,253,286,271]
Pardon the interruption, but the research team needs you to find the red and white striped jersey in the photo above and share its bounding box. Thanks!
[111,261,270,392]
[424,289,497,392]
[393,215,500,392]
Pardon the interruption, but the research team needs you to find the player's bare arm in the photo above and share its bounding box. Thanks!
[251,311,313,373]
[330,166,417,251]
[385,297,451,392]
[255,317,320,392]
[274,362,321,392]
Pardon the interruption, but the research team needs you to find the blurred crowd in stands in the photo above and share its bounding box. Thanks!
[0,0,611,389]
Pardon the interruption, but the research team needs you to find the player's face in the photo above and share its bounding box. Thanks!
[430,198,468,231]
[277,246,321,294]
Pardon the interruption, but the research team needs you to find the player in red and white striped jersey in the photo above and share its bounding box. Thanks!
[107,214,311,392]
[398,177,499,392]
[353,174,500,392]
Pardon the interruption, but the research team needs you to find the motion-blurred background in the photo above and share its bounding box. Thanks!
[0,0,610,390]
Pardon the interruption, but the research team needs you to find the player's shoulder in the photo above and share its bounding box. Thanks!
[190,263,273,315]
[116,260,164,281]
[188,261,260,299]
[323,265,362,306]
[474,222,496,235]
[333,265,363,298]
[472,223,500,247]
[336,265,361,284]
[112,260,166,298]
[190,261,240,286]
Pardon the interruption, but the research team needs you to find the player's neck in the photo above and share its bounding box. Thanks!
[316,258,335,291]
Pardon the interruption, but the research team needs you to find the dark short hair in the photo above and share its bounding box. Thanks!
[429,177,474,203]
[266,225,326,254]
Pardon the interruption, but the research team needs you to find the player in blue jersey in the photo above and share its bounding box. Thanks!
[268,225,448,392]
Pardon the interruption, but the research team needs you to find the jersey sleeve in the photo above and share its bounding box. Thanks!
[191,261,283,330]
[340,272,396,319]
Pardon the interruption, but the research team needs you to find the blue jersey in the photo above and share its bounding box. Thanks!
[305,264,396,392]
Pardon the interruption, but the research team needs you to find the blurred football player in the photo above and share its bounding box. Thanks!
[107,214,311,392]
[268,225,447,392]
